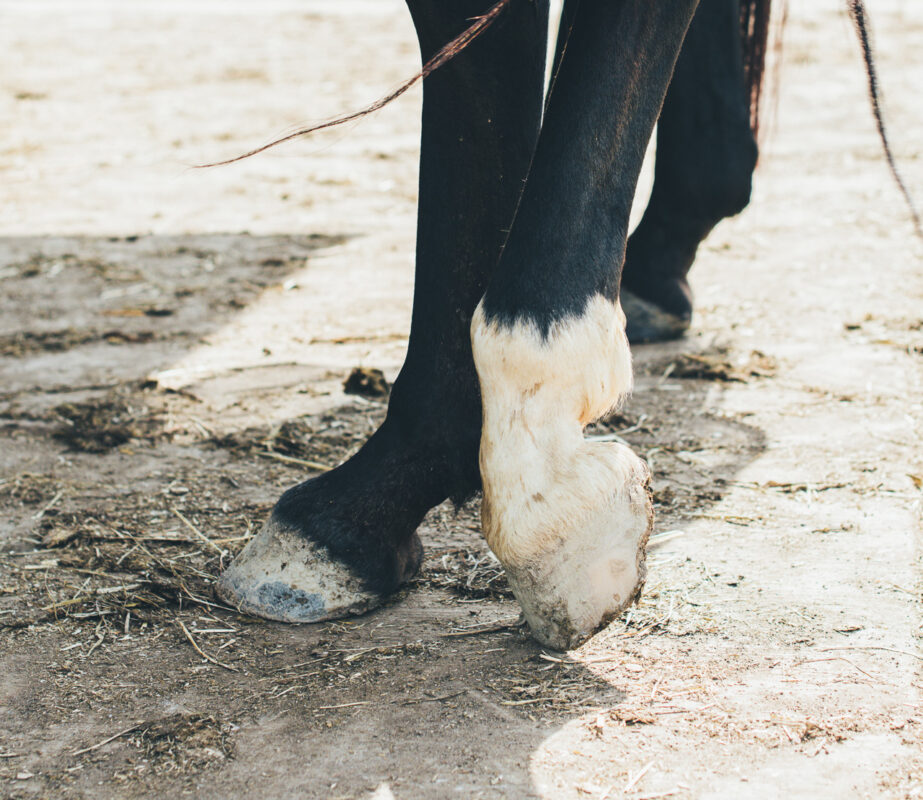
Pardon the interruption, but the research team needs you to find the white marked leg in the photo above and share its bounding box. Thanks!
[471,296,652,650]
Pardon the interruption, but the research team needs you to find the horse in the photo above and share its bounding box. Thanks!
[214,0,905,649]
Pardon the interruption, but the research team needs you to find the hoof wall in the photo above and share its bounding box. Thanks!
[504,455,652,651]
[622,288,690,343]
[216,518,380,623]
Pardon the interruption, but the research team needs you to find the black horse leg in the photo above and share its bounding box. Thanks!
[217,0,549,621]
[620,0,758,342]
[472,0,698,649]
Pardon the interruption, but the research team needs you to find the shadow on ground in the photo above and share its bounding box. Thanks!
[0,235,767,799]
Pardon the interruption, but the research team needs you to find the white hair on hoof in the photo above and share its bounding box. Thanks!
[471,295,652,650]
[216,518,379,623]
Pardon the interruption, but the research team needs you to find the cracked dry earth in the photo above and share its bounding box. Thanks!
[0,1,921,798]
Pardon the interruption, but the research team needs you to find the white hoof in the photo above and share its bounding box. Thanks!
[501,450,651,650]
[472,295,652,650]
[216,518,379,622]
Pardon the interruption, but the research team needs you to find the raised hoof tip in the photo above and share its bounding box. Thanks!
[216,517,380,623]
[622,288,690,344]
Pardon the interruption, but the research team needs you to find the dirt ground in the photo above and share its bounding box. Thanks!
[1,1,921,798]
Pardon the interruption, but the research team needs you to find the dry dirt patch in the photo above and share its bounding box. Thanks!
[1,1,921,798]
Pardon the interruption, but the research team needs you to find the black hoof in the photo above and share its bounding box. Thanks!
[622,288,691,343]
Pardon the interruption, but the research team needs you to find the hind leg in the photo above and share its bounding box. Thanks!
[217,0,549,621]
[473,0,697,650]
[620,0,759,342]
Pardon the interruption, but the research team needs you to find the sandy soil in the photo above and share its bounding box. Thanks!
[1,1,921,798]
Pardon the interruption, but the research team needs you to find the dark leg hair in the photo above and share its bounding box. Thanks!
[483,0,698,329]
[217,0,549,620]
[388,0,549,505]
[619,0,758,341]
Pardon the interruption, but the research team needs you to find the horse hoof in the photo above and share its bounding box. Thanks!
[500,449,652,651]
[622,288,690,343]
[216,516,382,622]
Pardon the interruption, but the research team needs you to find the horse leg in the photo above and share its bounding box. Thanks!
[217,0,549,621]
[620,0,759,342]
[472,0,698,650]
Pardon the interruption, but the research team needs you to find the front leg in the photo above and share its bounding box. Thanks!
[472,0,698,649]
[217,0,549,621]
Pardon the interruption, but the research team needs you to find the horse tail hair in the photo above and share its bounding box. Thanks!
[739,0,774,138]
[846,0,922,237]
[197,0,512,168]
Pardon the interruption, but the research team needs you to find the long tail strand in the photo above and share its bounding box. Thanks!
[846,0,922,238]
[739,0,774,138]
[196,0,513,169]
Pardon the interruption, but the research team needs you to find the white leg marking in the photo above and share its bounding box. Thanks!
[471,295,652,650]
